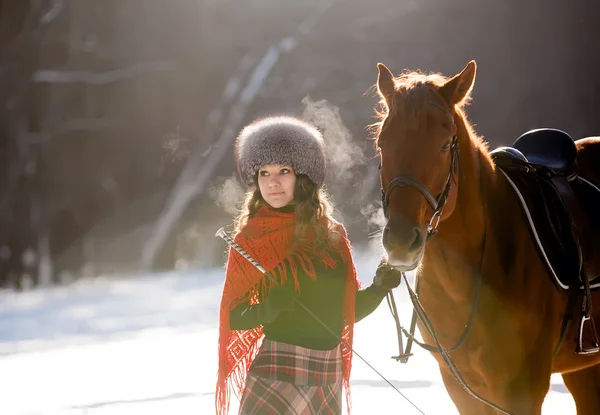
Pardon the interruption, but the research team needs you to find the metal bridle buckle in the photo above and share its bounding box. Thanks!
[426,208,443,237]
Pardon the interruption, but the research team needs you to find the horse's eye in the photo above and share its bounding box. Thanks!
[441,140,452,151]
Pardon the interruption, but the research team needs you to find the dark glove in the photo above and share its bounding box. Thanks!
[258,284,297,324]
[373,259,401,291]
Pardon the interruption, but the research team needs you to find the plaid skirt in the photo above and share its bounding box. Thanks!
[238,339,343,415]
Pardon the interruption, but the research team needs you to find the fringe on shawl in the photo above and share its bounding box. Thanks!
[338,229,359,415]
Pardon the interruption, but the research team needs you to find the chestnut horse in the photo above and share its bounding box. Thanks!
[372,60,600,414]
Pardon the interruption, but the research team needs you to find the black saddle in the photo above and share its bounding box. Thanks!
[490,128,600,290]
[491,128,600,355]
[513,128,578,179]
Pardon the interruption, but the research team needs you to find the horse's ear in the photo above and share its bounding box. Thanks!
[377,62,395,106]
[440,60,476,106]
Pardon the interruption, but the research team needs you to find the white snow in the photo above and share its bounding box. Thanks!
[0,249,575,414]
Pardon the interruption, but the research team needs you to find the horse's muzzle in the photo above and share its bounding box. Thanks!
[382,217,425,271]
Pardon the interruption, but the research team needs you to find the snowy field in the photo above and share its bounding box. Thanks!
[0,249,575,415]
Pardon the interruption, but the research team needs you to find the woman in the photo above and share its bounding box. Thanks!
[216,115,400,415]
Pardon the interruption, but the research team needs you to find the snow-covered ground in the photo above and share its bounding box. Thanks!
[0,249,575,415]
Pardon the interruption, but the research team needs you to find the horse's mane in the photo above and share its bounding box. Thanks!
[367,69,489,156]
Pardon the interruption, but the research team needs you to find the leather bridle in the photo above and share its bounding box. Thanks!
[380,134,459,239]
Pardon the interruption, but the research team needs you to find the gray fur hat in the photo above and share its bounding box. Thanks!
[234,115,327,187]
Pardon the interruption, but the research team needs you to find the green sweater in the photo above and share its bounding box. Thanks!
[229,248,388,350]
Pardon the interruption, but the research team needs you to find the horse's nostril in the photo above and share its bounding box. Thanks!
[408,227,424,253]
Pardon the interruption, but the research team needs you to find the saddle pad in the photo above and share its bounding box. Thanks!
[498,166,600,291]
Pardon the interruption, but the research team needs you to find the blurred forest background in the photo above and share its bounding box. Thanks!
[1,0,598,289]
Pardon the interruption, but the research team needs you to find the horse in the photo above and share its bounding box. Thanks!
[371,59,600,414]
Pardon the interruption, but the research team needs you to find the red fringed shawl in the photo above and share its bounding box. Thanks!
[216,205,360,415]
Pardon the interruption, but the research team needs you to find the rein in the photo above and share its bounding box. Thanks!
[382,136,482,360]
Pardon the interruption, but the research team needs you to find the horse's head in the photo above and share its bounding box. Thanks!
[374,61,477,271]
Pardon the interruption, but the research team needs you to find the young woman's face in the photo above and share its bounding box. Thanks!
[257,164,296,208]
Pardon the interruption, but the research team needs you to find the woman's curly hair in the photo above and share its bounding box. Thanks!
[234,173,341,252]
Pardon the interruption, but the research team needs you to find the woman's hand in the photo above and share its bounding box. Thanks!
[373,260,401,291]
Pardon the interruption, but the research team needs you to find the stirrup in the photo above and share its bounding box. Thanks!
[577,315,600,355]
